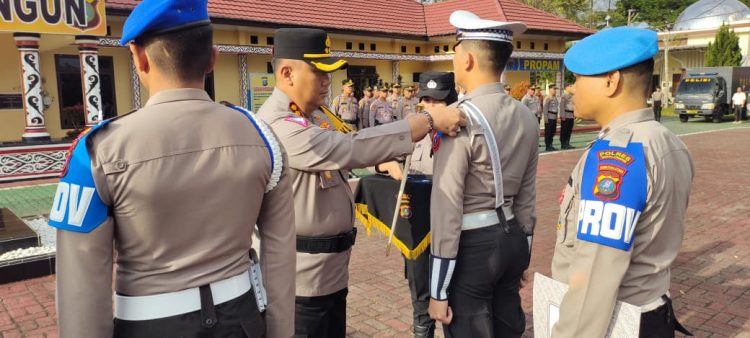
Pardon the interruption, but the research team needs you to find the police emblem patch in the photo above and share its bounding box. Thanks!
[427,80,437,89]
[60,127,92,177]
[399,193,412,219]
[593,164,626,201]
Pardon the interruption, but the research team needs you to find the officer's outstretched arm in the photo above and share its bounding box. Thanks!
[552,242,633,338]
[56,220,114,338]
[256,153,296,338]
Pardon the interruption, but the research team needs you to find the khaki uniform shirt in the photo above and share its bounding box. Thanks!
[331,94,359,121]
[370,98,394,126]
[560,93,575,119]
[55,89,296,338]
[521,94,540,117]
[430,83,539,259]
[551,108,694,338]
[544,95,561,120]
[410,135,434,175]
[358,96,373,129]
[257,88,414,297]
[398,97,419,120]
[651,91,665,102]
[389,95,405,120]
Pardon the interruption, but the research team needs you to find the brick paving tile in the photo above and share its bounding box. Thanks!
[0,127,748,337]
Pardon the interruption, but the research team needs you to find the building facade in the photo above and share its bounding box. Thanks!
[0,0,590,180]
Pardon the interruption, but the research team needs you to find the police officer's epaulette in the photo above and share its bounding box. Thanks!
[220,101,283,193]
[49,116,123,233]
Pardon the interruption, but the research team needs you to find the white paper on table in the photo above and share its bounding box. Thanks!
[532,273,641,338]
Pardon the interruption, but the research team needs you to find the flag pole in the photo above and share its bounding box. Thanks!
[386,154,412,256]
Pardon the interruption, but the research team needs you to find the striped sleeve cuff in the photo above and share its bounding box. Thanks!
[429,254,456,301]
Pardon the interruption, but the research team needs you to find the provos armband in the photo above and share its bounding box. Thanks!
[577,139,647,251]
[429,254,456,301]
[224,103,283,193]
[48,121,113,233]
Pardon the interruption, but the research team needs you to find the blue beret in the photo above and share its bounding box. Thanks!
[564,27,658,76]
[120,0,211,46]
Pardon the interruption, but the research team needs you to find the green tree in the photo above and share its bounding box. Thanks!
[705,24,743,67]
[609,0,698,29]
[518,0,590,24]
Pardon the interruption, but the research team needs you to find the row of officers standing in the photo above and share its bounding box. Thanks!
[331,80,420,129]
[47,0,695,337]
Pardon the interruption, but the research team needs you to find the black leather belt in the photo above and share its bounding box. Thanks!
[343,119,358,124]
[296,228,357,254]
[565,110,574,113]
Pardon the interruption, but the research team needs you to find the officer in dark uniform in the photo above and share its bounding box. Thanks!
[48,0,296,337]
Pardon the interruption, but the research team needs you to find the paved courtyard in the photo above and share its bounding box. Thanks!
[0,121,748,337]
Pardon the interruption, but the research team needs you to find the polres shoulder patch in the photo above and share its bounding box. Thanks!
[576,139,647,251]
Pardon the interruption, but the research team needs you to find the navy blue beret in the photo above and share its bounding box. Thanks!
[120,0,211,45]
[564,27,658,76]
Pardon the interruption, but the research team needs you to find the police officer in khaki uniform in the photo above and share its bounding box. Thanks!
[331,78,359,128]
[256,28,466,338]
[544,85,561,151]
[428,11,538,338]
[559,83,576,149]
[521,87,541,122]
[48,1,296,337]
[370,85,395,126]
[390,83,405,119]
[551,27,693,338]
[398,86,421,119]
[358,86,374,129]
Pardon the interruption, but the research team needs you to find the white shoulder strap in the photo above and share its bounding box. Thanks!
[459,101,504,209]
[226,105,283,193]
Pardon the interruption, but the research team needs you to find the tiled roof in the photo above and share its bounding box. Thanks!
[424,0,594,36]
[106,0,592,38]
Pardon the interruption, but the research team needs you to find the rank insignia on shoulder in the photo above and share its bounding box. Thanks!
[285,116,309,127]
[319,121,331,129]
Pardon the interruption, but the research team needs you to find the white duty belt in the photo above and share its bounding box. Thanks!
[114,261,268,321]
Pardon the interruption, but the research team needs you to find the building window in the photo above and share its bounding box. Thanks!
[443,45,449,52]
[55,55,117,130]
[346,42,353,50]
[106,26,111,36]
[359,42,365,51]
[412,73,421,83]
[415,46,421,53]
[530,42,535,50]
[544,43,549,51]
[267,62,273,73]
[266,37,274,45]
[370,43,376,51]
[434,46,440,53]
[401,46,407,53]
[516,41,521,49]
[251,35,259,44]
